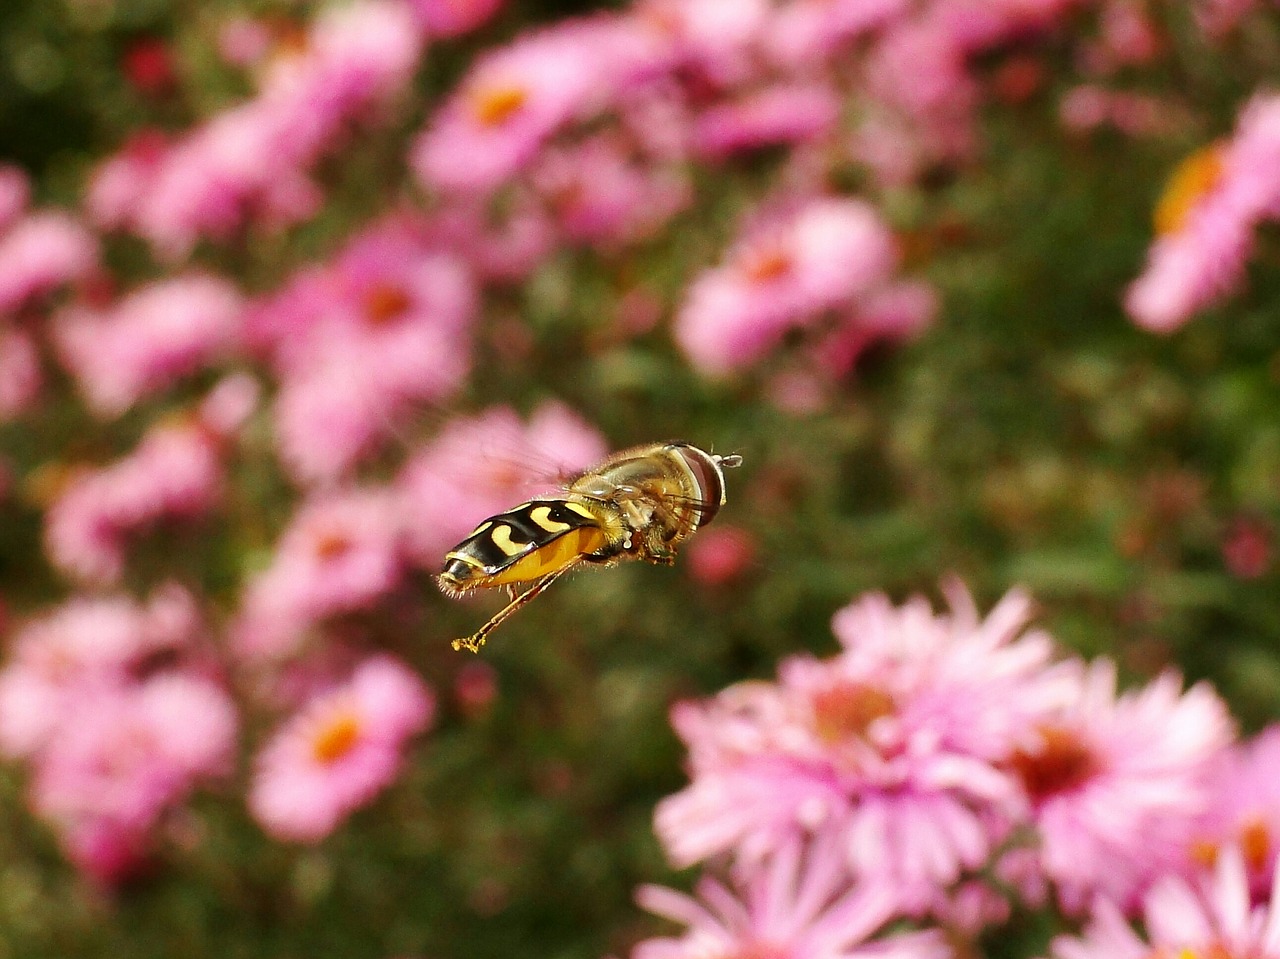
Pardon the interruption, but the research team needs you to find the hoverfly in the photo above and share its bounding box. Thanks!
[437,442,742,652]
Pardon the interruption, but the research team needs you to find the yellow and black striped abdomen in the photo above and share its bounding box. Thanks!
[438,500,609,593]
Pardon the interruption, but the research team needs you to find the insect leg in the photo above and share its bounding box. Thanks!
[450,560,582,653]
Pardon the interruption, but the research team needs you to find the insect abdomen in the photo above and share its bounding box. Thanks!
[438,500,605,592]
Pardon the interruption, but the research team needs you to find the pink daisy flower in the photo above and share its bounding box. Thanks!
[252,218,476,482]
[411,19,633,194]
[43,420,224,585]
[0,211,97,315]
[0,327,41,420]
[1008,657,1235,914]
[674,197,899,375]
[233,487,405,660]
[531,135,691,247]
[29,673,237,884]
[764,0,908,68]
[656,583,1073,913]
[397,402,607,566]
[0,585,201,760]
[248,655,433,843]
[1126,94,1280,331]
[632,838,950,959]
[1189,725,1280,897]
[1053,846,1280,959]
[692,83,841,160]
[85,129,170,232]
[54,273,245,417]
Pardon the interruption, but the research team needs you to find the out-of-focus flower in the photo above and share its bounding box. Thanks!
[29,674,236,884]
[656,583,1073,914]
[0,212,97,315]
[764,0,907,68]
[411,19,638,194]
[1053,847,1280,959]
[122,38,178,98]
[1009,658,1234,913]
[54,274,244,417]
[248,655,433,843]
[632,838,950,959]
[1126,94,1280,331]
[1190,726,1280,896]
[0,586,201,760]
[398,402,607,566]
[217,16,274,68]
[684,524,756,586]
[692,83,841,159]
[44,421,225,584]
[100,1,424,259]
[85,130,170,232]
[197,372,261,441]
[0,327,41,420]
[251,218,476,482]
[675,197,900,375]
[0,164,31,231]
[532,135,690,246]
[233,487,405,660]
[1222,516,1272,579]
[811,280,937,379]
[455,660,499,718]
[409,0,504,37]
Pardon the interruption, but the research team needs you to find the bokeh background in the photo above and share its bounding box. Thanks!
[2,0,1280,956]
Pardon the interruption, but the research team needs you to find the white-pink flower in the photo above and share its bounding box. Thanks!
[633,838,950,959]
[248,655,433,843]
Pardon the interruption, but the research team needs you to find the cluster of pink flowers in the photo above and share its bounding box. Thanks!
[0,587,235,882]
[626,581,1260,956]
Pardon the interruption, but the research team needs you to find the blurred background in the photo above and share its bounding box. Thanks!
[2,0,1280,956]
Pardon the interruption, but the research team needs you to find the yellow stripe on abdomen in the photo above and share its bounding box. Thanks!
[485,527,609,586]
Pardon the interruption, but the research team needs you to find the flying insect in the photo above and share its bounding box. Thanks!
[437,441,742,652]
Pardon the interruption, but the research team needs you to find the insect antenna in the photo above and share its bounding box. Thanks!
[450,559,582,653]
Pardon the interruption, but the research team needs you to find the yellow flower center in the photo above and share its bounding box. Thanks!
[471,84,528,126]
[1011,724,1100,803]
[363,283,412,325]
[1153,143,1224,236]
[311,711,362,764]
[811,681,896,743]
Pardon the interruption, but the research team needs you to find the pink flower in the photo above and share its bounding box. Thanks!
[252,218,476,482]
[117,1,424,258]
[1009,658,1234,914]
[85,130,170,232]
[0,212,97,314]
[0,327,41,420]
[764,0,908,68]
[1053,847,1280,959]
[674,197,899,375]
[632,838,949,959]
[0,585,201,760]
[531,135,690,246]
[0,164,30,231]
[411,19,633,194]
[397,402,607,566]
[28,674,236,884]
[1126,94,1280,331]
[684,524,756,587]
[409,0,504,38]
[693,83,841,159]
[44,421,224,584]
[656,583,1072,913]
[248,655,433,843]
[233,487,405,660]
[54,274,244,417]
[1189,725,1280,896]
[811,281,937,379]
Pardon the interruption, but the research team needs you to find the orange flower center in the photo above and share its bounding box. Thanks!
[1241,815,1271,873]
[471,84,528,126]
[811,681,896,743]
[363,283,413,325]
[311,711,362,764]
[1153,143,1224,236]
[1011,725,1099,803]
[741,247,793,283]
[314,530,353,561]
